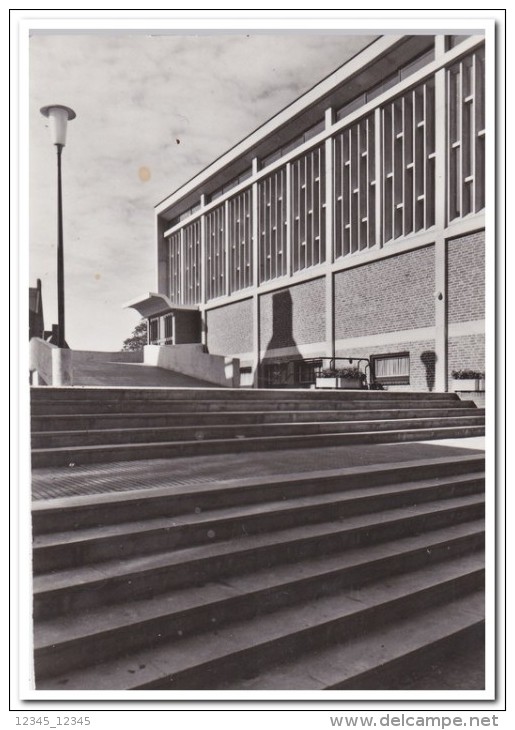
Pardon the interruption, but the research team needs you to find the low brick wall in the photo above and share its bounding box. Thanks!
[30,338,73,386]
[448,334,485,380]
[335,337,437,392]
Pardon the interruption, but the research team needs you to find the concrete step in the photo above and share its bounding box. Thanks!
[31,424,486,467]
[33,521,484,680]
[36,552,484,690]
[31,386,463,403]
[217,590,484,690]
[32,472,484,572]
[30,396,475,416]
[31,455,485,534]
[31,406,485,432]
[32,415,485,450]
[32,492,484,619]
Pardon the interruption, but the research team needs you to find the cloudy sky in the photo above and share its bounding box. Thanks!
[29,30,378,351]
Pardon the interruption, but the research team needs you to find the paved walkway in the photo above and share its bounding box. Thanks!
[71,360,216,388]
[32,437,485,501]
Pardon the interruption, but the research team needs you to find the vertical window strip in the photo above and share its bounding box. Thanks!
[447,48,485,222]
[291,146,326,273]
[424,81,436,229]
[168,232,181,303]
[183,220,201,305]
[228,188,253,293]
[475,46,485,212]
[334,114,375,259]
[205,205,226,300]
[258,168,287,283]
[382,79,435,243]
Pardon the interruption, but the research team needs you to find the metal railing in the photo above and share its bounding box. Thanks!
[261,356,373,389]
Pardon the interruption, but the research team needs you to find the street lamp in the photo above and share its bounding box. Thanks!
[40,104,76,349]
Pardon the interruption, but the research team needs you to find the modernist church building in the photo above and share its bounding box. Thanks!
[129,33,486,391]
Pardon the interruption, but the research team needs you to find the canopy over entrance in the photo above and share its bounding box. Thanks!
[124,292,199,319]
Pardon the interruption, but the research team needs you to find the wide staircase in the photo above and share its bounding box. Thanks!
[30,386,485,467]
[31,386,485,690]
[33,453,485,690]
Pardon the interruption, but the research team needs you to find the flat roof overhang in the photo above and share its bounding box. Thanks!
[124,293,199,318]
[155,34,437,221]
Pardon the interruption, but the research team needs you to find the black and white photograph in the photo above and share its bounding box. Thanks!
[13,9,505,714]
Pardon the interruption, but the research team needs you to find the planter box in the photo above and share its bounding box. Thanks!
[450,378,485,392]
[316,377,364,390]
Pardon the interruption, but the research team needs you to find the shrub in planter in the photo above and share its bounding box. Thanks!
[316,367,367,389]
[450,369,485,391]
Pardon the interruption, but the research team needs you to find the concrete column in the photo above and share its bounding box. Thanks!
[51,347,72,386]
[324,108,335,361]
[286,162,292,277]
[251,157,260,387]
[200,194,207,346]
[434,66,448,392]
[324,107,334,265]
[325,273,335,361]
[434,34,447,59]
[180,228,185,304]
[374,107,383,248]
[224,199,230,296]
[252,294,260,388]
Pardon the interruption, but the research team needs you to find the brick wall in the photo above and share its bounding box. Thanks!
[206,298,253,356]
[260,278,326,357]
[447,230,485,323]
[334,246,435,340]
[336,338,437,392]
[448,334,485,378]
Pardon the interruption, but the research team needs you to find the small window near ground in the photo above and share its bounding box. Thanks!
[372,353,410,385]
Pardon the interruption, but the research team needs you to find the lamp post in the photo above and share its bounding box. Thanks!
[40,104,76,349]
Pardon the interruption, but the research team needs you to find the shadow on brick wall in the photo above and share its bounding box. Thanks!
[261,290,302,386]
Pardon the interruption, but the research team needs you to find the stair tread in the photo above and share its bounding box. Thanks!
[30,387,462,397]
[33,472,485,550]
[32,454,485,508]
[33,414,485,438]
[36,552,484,690]
[220,590,485,690]
[33,492,484,595]
[32,406,483,421]
[31,425,486,455]
[34,519,484,651]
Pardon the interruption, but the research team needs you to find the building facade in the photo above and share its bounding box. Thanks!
[130,34,486,390]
